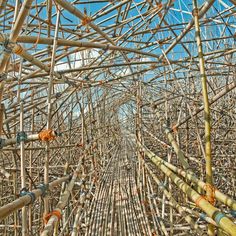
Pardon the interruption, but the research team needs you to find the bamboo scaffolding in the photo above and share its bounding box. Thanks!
[0,0,235,235]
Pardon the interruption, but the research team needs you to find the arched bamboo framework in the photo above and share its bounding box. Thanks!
[0,0,236,235]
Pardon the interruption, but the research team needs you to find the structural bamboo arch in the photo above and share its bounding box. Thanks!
[0,0,235,235]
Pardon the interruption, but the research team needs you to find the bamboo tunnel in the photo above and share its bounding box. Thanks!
[0,0,236,235]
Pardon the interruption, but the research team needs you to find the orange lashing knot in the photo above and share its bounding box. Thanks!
[77,143,84,148]
[81,16,92,26]
[204,183,216,205]
[172,124,178,133]
[150,64,157,69]
[14,45,24,55]
[38,129,56,141]
[156,3,163,18]
[157,2,163,9]
[195,184,216,207]
[163,143,168,148]
[44,210,61,224]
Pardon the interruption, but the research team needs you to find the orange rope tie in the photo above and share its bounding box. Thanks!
[14,45,24,55]
[32,32,41,49]
[77,143,84,148]
[38,129,56,141]
[81,16,92,26]
[156,3,163,18]
[172,124,178,133]
[156,2,163,9]
[150,64,157,69]
[204,183,216,205]
[195,184,216,207]
[44,210,61,225]
[162,143,168,148]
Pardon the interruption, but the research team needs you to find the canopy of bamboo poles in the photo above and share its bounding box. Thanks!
[0,0,236,235]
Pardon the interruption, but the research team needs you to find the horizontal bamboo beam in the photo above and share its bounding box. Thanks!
[0,176,70,220]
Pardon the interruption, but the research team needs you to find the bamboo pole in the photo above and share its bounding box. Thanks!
[146,165,204,235]
[19,102,27,236]
[0,0,33,73]
[137,141,236,236]
[0,176,69,220]
[193,1,215,234]
[43,3,61,217]
[0,131,57,148]
[41,161,83,236]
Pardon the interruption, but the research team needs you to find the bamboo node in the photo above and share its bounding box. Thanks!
[44,210,61,224]
[150,64,157,69]
[38,129,56,141]
[156,3,163,9]
[195,195,207,207]
[192,8,199,16]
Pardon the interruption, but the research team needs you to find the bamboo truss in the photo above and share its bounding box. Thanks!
[0,0,235,235]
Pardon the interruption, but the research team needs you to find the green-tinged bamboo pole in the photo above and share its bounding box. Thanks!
[146,165,204,235]
[137,141,236,236]
[165,127,190,170]
[162,156,236,211]
[193,1,214,234]
[137,138,236,210]
[0,176,69,220]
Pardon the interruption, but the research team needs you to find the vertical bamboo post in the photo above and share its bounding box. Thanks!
[20,102,27,235]
[193,1,215,235]
[136,80,142,188]
[29,89,35,234]
[0,82,5,136]
[44,5,61,216]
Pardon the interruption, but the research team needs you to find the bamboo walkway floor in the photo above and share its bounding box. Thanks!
[85,146,152,236]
